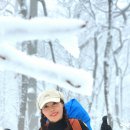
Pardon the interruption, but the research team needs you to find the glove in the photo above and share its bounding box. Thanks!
[100,116,112,130]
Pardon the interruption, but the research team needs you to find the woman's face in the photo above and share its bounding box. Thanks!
[42,102,64,122]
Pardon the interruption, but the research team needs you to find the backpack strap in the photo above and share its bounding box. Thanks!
[69,119,82,130]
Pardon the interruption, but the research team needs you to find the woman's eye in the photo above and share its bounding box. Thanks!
[52,102,58,106]
[43,105,48,109]
[53,102,57,105]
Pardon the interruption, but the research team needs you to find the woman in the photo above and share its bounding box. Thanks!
[37,89,89,130]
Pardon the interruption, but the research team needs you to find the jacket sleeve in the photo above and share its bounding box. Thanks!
[79,120,89,130]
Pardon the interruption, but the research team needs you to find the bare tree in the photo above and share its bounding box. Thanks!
[17,0,38,130]
[103,0,113,127]
[16,0,28,129]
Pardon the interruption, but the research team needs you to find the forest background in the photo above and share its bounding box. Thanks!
[0,0,130,130]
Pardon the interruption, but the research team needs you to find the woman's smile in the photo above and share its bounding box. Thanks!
[50,112,58,117]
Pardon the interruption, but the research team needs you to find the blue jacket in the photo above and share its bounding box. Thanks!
[65,98,92,130]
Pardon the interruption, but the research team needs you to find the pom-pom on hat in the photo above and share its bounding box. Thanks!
[37,89,64,109]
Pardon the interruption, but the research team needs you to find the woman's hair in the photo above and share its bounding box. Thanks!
[40,99,73,130]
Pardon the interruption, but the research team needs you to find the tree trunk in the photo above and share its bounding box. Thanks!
[18,75,28,130]
[27,1,38,130]
[103,0,113,127]
[27,41,38,130]
[17,0,38,130]
[17,0,28,129]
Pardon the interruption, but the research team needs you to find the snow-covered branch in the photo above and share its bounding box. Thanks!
[0,44,93,95]
[0,16,87,58]
[0,16,92,95]
[0,16,86,42]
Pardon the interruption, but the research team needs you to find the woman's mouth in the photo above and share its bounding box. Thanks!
[51,112,58,117]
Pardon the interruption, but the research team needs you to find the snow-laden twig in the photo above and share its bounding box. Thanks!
[0,44,93,95]
[0,16,92,95]
[0,16,87,58]
[0,16,86,41]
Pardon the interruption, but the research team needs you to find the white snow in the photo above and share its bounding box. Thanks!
[0,16,93,96]
[116,0,129,10]
[0,16,86,58]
